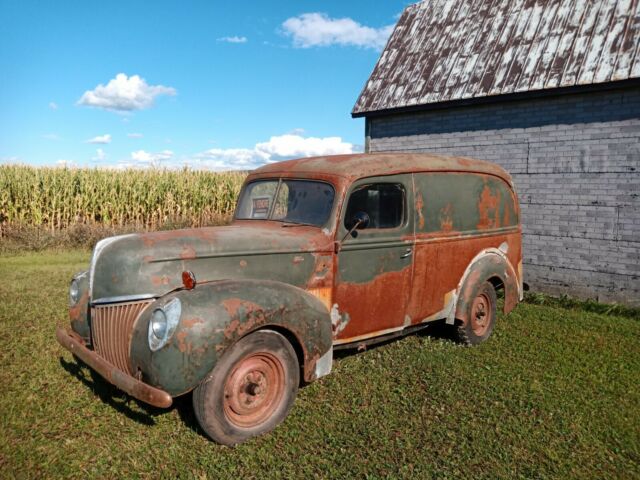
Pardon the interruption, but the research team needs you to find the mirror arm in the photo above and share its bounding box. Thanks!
[335,219,363,253]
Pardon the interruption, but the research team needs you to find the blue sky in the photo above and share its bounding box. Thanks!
[0,1,410,170]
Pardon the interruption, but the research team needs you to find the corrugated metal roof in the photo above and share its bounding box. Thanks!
[353,0,640,116]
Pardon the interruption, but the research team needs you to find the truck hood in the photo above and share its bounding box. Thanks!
[89,222,333,301]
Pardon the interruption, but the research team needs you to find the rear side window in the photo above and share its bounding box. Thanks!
[414,172,519,233]
[344,183,404,229]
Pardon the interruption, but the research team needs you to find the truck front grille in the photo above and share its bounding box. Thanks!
[91,300,153,374]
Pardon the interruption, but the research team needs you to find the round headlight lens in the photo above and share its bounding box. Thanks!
[69,279,80,305]
[148,298,181,352]
[150,309,167,339]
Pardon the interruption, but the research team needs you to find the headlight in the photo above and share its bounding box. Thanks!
[69,279,80,306]
[148,298,181,351]
[150,309,167,338]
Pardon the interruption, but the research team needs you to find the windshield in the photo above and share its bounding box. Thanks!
[235,179,335,227]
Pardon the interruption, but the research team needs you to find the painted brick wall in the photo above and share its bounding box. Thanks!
[366,86,640,306]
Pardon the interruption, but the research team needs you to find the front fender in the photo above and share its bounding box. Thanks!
[130,279,332,397]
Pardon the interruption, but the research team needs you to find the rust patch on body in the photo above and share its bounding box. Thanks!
[415,192,425,230]
[69,291,89,321]
[180,246,196,260]
[440,203,454,233]
[334,266,412,341]
[307,287,332,311]
[181,317,204,328]
[151,275,170,286]
[409,232,521,322]
[224,315,260,340]
[221,298,263,319]
[176,330,190,353]
[477,184,501,230]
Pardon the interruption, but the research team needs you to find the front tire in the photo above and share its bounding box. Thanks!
[193,329,299,445]
[454,281,497,346]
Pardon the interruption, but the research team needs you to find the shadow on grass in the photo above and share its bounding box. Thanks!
[174,393,212,440]
[57,320,461,439]
[334,320,458,360]
[60,356,174,426]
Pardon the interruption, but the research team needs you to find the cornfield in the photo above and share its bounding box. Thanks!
[0,165,247,236]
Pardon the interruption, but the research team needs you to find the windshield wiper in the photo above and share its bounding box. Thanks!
[281,221,317,227]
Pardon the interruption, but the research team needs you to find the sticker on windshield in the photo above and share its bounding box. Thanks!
[252,196,270,218]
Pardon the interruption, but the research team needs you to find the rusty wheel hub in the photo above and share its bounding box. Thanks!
[223,352,285,428]
[470,293,492,336]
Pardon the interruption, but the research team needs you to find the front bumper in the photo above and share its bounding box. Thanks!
[56,327,173,408]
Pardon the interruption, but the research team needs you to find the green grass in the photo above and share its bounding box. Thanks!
[1,251,638,479]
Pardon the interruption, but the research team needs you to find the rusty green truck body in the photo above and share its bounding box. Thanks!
[57,153,523,441]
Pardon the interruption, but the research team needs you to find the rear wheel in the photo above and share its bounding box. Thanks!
[454,281,497,346]
[193,330,299,445]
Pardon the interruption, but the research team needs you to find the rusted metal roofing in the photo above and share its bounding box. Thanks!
[353,0,640,116]
[251,153,513,183]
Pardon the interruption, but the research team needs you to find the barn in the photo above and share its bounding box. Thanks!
[352,0,640,306]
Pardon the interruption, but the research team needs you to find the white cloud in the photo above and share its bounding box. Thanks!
[86,134,112,144]
[256,134,355,159]
[78,73,176,112]
[217,36,248,44]
[92,148,107,162]
[49,102,58,110]
[131,149,174,167]
[191,133,357,171]
[43,133,60,141]
[127,133,143,138]
[282,13,393,50]
[192,148,270,171]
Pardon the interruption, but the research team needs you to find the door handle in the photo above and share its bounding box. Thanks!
[400,248,413,259]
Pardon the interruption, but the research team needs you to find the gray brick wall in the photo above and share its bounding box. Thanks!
[366,86,640,306]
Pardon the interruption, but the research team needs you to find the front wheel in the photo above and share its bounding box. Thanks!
[192,329,299,445]
[454,281,497,346]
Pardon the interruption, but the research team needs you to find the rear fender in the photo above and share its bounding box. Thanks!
[130,279,333,397]
[447,248,520,325]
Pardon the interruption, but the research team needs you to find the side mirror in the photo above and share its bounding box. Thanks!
[347,211,370,230]
[336,211,371,253]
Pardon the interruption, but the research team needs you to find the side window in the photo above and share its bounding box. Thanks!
[344,183,404,229]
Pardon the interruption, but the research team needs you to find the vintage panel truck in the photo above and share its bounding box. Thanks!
[57,153,523,444]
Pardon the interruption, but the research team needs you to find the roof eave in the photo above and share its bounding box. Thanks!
[352,78,640,119]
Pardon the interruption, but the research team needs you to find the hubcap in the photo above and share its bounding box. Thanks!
[223,352,285,428]
[470,293,492,336]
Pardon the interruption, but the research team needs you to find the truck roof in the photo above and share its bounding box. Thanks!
[252,153,513,183]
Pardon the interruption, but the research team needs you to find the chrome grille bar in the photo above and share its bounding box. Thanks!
[91,300,153,374]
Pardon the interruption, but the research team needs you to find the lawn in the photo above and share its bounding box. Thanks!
[0,251,638,479]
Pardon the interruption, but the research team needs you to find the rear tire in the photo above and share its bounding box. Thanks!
[454,281,497,346]
[192,329,299,446]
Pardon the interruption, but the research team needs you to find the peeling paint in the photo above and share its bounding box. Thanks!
[180,246,196,260]
[330,303,349,336]
[477,183,501,230]
[440,203,454,233]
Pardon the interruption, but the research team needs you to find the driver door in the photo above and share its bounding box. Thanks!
[333,174,415,344]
